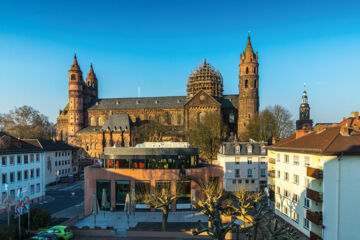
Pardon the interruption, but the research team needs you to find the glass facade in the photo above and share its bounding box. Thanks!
[115,180,130,210]
[96,180,111,210]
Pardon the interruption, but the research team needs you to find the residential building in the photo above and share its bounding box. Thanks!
[0,132,46,208]
[84,142,223,216]
[217,142,268,192]
[268,114,360,240]
[24,139,78,185]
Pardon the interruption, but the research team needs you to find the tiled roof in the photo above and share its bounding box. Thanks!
[219,142,268,155]
[0,132,43,155]
[268,127,360,155]
[23,139,77,151]
[86,95,238,110]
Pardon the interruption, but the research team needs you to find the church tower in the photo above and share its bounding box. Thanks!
[296,89,313,130]
[68,55,85,144]
[85,63,98,104]
[238,35,259,138]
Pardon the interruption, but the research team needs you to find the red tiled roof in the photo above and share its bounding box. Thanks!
[268,127,360,155]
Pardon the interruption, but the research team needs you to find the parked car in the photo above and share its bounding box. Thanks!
[29,233,58,240]
[37,225,73,240]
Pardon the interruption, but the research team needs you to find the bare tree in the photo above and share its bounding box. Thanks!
[0,105,55,140]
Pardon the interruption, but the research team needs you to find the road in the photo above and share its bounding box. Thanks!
[0,180,84,227]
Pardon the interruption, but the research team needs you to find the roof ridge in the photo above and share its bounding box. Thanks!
[321,129,341,154]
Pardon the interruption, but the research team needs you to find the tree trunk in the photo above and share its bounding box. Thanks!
[162,209,169,231]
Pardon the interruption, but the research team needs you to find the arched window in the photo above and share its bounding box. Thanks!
[247,144,253,153]
[90,117,95,126]
[198,112,205,123]
[71,74,76,80]
[245,80,248,88]
[170,115,175,125]
[235,144,241,154]
[246,67,249,74]
[98,117,102,126]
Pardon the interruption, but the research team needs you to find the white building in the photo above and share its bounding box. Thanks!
[24,139,78,185]
[217,142,268,192]
[268,125,360,240]
[0,132,46,209]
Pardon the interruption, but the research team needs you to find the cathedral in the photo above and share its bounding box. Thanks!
[56,36,260,158]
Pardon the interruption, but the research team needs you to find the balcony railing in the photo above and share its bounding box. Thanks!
[306,188,322,202]
[235,174,240,178]
[310,231,323,240]
[307,167,323,179]
[269,158,275,164]
[306,210,323,225]
[268,170,275,178]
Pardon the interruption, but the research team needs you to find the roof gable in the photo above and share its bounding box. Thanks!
[184,90,221,107]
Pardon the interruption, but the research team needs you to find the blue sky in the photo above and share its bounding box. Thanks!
[0,0,359,123]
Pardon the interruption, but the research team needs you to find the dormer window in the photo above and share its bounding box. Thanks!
[235,144,241,154]
[247,144,253,154]
[261,144,266,154]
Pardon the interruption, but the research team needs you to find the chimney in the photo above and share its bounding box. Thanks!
[296,126,313,139]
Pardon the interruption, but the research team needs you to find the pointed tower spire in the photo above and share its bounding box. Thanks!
[70,54,81,71]
[245,34,254,56]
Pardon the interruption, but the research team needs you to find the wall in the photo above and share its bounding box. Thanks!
[45,150,73,185]
[323,155,360,240]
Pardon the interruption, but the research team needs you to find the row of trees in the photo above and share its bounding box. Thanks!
[0,106,56,140]
[140,179,298,239]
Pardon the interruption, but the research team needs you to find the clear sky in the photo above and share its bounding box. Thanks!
[0,0,359,123]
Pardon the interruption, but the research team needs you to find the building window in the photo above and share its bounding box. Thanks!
[2,157,6,166]
[276,202,280,210]
[98,117,102,126]
[284,189,290,198]
[261,145,266,154]
[277,170,281,178]
[284,172,289,181]
[229,113,235,123]
[276,154,280,162]
[10,172,14,183]
[55,161,58,166]
[304,198,310,208]
[292,212,299,223]
[24,170,28,180]
[36,154,39,162]
[2,173,7,184]
[247,144,253,153]
[24,155,28,164]
[293,193,299,203]
[276,186,280,194]
[284,206,289,216]
[304,156,310,166]
[304,218,310,229]
[9,156,14,165]
[232,179,236,184]
[245,79,248,88]
[235,145,241,154]
[247,157,252,164]
[36,168,40,178]
[71,74,76,80]
[238,179,242,184]
[30,185,35,195]
[304,177,310,187]
[235,169,240,177]
[260,168,266,177]
[30,169,34,179]
[36,183,40,193]
[197,112,205,123]
[293,155,299,165]
[284,155,289,163]
[30,154,34,163]
[245,180,249,184]
[235,157,240,164]
[17,156,21,164]
[247,169,253,178]
[293,174,299,184]
[17,171,22,181]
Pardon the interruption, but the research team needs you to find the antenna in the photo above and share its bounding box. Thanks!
[138,87,140,97]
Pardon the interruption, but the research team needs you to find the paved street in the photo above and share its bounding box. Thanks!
[0,181,84,227]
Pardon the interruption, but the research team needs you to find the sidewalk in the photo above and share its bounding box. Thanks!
[74,211,208,236]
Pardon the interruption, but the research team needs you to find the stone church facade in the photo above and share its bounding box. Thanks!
[56,36,260,158]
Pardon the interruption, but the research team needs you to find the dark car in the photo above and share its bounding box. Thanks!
[29,233,58,240]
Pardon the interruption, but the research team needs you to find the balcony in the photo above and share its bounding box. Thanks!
[269,158,275,164]
[268,170,275,178]
[307,167,323,179]
[310,231,323,240]
[306,188,322,202]
[306,210,323,225]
